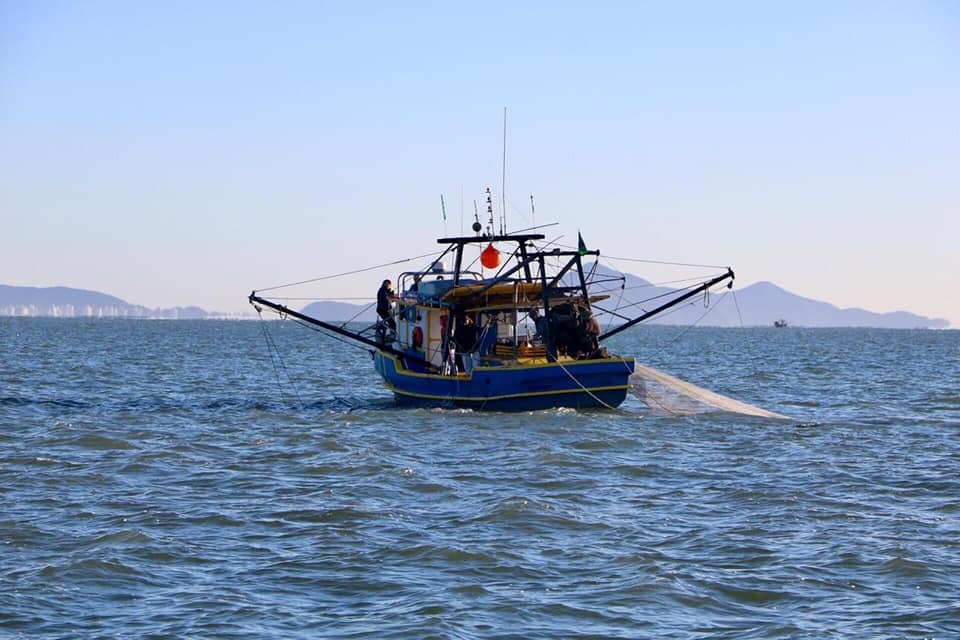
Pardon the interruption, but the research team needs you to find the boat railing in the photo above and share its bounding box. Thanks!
[399,270,483,302]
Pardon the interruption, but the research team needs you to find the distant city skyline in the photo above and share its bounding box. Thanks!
[2,2,958,326]
[0,279,949,329]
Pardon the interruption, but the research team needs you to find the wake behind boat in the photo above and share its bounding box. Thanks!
[249,213,738,412]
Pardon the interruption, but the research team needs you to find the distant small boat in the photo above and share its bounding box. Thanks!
[774,319,788,328]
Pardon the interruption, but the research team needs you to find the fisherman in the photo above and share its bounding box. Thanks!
[585,311,601,339]
[455,314,479,353]
[582,310,604,359]
[454,314,480,373]
[376,279,397,335]
[528,308,548,340]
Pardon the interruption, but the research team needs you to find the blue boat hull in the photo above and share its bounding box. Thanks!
[374,351,635,411]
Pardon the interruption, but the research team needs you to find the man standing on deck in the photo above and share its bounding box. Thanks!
[377,279,397,334]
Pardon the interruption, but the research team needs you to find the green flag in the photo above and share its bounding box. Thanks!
[577,231,588,256]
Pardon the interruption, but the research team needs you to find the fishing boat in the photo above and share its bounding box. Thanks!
[249,217,735,411]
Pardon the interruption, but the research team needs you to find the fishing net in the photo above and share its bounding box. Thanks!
[629,363,790,419]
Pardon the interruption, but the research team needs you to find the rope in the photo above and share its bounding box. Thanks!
[655,289,733,350]
[254,251,443,293]
[594,251,727,270]
[592,255,629,335]
[729,286,765,385]
[591,273,729,295]
[530,235,566,254]
[256,311,304,409]
[731,287,746,328]
[607,282,629,333]
[262,296,376,301]
[592,281,708,315]
[290,316,375,356]
[588,253,729,335]
[337,301,377,328]
[554,359,625,412]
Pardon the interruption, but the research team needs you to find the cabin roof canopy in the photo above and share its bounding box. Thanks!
[436,233,545,245]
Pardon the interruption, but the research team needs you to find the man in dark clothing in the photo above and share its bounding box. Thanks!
[377,279,396,333]
[454,314,479,353]
[454,314,480,373]
[528,308,547,340]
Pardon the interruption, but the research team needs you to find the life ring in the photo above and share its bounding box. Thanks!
[411,326,424,349]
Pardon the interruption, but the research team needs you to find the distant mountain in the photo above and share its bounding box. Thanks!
[301,300,377,322]
[297,275,947,329]
[586,268,949,329]
[718,281,949,329]
[2,280,949,328]
[0,285,210,319]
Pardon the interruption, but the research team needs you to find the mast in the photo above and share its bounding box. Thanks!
[485,188,494,235]
[440,194,447,237]
[501,107,507,234]
[537,252,555,362]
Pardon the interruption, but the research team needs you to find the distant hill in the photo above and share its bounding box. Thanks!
[586,269,949,329]
[1,281,950,328]
[300,300,377,322]
[296,276,947,329]
[715,281,949,329]
[0,285,210,319]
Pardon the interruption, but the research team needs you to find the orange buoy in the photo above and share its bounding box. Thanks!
[480,243,501,269]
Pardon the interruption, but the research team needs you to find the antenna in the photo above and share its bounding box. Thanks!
[472,200,481,235]
[440,194,447,236]
[501,107,507,234]
[530,194,535,228]
[485,187,494,236]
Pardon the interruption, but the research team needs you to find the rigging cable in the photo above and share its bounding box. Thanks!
[659,289,733,349]
[590,273,733,295]
[729,284,762,393]
[254,251,444,293]
[731,287,746,328]
[336,301,377,329]
[596,252,728,270]
[554,360,625,412]
[591,255,629,334]
[290,316,376,356]
[594,280,716,315]
[256,310,305,410]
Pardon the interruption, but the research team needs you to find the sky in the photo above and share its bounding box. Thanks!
[2,1,958,325]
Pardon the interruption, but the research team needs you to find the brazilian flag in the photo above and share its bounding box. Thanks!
[577,231,588,256]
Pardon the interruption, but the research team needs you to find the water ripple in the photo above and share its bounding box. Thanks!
[1,320,958,638]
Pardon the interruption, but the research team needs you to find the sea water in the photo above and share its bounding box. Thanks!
[1,318,958,638]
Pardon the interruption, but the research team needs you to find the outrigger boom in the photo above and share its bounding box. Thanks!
[248,292,434,370]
